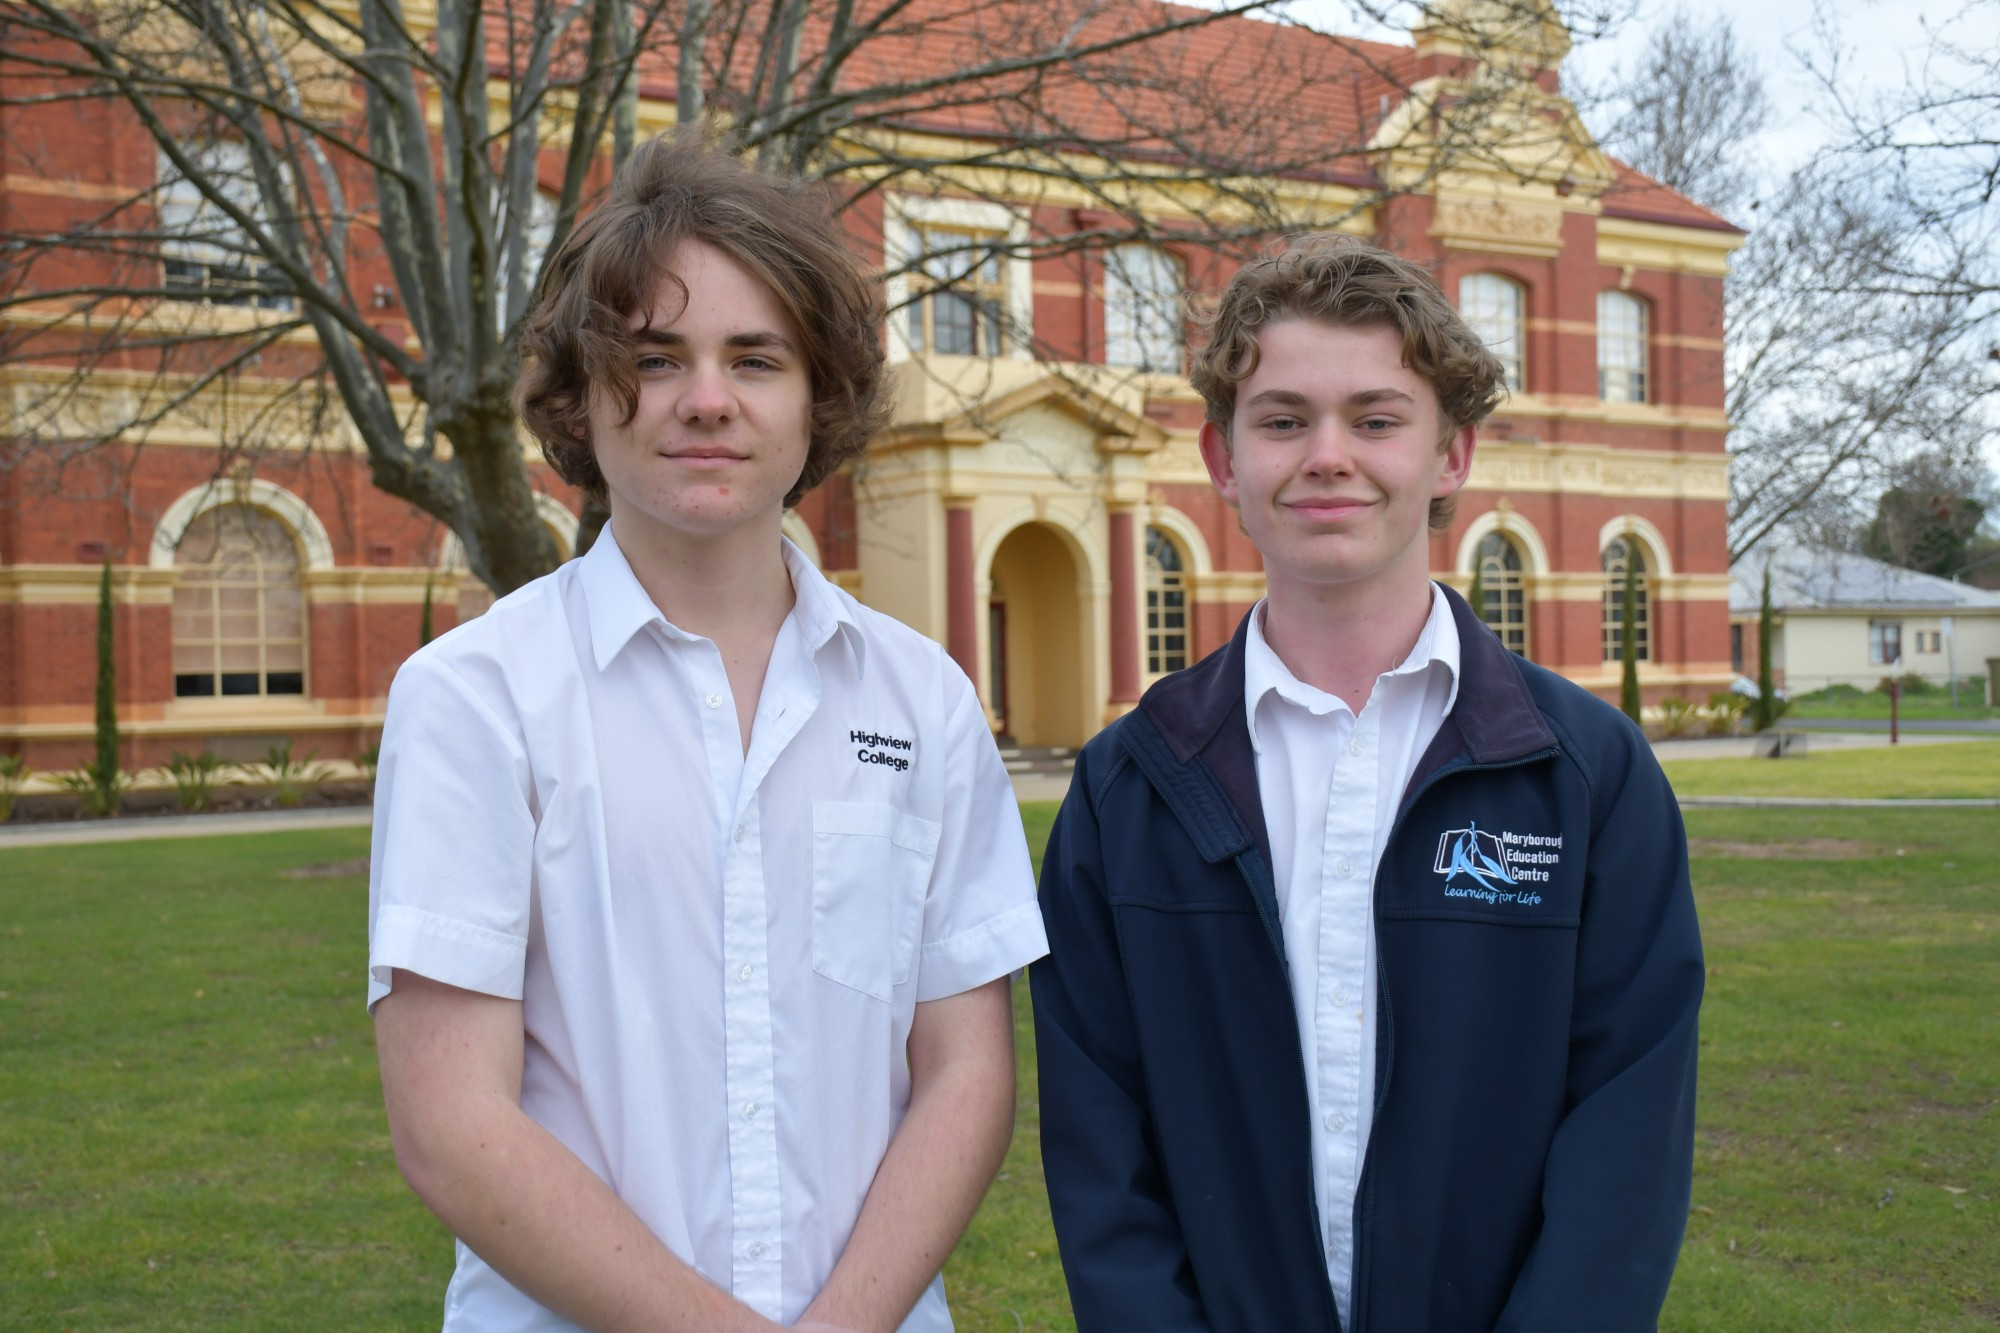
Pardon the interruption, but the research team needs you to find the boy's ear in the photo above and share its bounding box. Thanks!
[1433,422,1476,500]
[1197,420,1240,509]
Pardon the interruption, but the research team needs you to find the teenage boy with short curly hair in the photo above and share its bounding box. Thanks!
[1032,233,1703,1331]
[369,134,1046,1333]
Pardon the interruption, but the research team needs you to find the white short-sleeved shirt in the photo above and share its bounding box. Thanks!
[1244,587,1459,1328]
[367,525,1047,1333]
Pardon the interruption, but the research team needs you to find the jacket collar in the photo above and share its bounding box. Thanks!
[1136,583,1558,844]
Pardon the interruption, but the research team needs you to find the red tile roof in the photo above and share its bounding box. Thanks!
[606,0,1727,230]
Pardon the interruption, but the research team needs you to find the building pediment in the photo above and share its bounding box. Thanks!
[879,358,1168,456]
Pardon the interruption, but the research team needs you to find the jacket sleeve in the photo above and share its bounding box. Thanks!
[1497,731,1704,1331]
[1029,750,1212,1333]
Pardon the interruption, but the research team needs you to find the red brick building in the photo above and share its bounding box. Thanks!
[0,0,1739,772]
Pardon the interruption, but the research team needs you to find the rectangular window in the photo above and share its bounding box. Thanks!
[1868,620,1903,667]
[1914,629,1941,654]
[158,140,292,309]
[1597,291,1647,403]
[906,226,1007,356]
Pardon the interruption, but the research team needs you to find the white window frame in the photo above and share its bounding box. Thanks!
[1869,620,1903,667]
[1597,290,1648,403]
[1460,272,1524,393]
[157,140,291,309]
[884,196,1033,364]
[1105,243,1184,372]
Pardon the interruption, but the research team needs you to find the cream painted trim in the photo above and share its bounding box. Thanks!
[1522,317,1725,351]
[1562,663,1736,691]
[1191,570,1268,601]
[1463,443,1728,502]
[2,363,386,452]
[1454,509,1550,576]
[0,710,381,744]
[781,512,822,568]
[299,567,444,605]
[884,195,1034,367]
[150,477,336,570]
[1,174,144,202]
[1598,515,1676,577]
[1595,216,1744,277]
[0,565,178,606]
[1142,504,1214,577]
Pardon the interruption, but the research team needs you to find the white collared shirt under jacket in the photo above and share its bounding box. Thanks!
[1243,585,1461,1330]
[367,527,1048,1332]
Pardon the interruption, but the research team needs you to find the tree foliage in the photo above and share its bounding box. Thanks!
[0,0,1621,593]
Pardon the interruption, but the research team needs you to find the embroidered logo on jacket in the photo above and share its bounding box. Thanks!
[1431,821,1560,905]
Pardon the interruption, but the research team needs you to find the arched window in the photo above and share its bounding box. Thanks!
[1144,526,1190,676]
[1472,532,1527,656]
[1460,273,1524,392]
[171,506,306,697]
[1597,291,1648,403]
[1105,244,1184,372]
[1601,535,1651,663]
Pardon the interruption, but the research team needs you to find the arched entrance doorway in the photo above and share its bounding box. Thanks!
[986,522,1087,747]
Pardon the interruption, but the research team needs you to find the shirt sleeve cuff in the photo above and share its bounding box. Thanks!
[913,901,1050,1003]
[367,904,529,1011]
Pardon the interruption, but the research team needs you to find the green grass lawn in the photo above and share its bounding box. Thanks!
[1789,690,1998,723]
[1662,739,2000,800]
[3,797,1994,1329]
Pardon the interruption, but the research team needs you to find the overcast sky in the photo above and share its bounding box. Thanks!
[1250,0,2000,172]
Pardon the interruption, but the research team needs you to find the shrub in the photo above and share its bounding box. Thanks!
[54,762,130,818]
[1704,692,1750,737]
[0,754,26,822]
[1656,695,1702,738]
[257,741,334,808]
[1898,671,1937,696]
[163,750,232,812]
[354,743,382,785]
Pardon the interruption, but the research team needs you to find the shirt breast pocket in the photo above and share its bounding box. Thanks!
[811,800,942,1002]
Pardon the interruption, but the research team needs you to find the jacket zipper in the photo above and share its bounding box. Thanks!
[1232,853,1343,1332]
[1346,745,1558,1332]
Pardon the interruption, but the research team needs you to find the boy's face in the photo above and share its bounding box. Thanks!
[1197,317,1473,605]
[588,240,813,543]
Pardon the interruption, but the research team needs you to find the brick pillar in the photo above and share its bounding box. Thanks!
[1108,507,1141,704]
[945,502,978,681]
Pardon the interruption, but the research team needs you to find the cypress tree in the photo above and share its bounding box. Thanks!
[1754,565,1778,732]
[1619,544,1642,724]
[1467,559,1487,634]
[420,573,435,647]
[93,558,119,809]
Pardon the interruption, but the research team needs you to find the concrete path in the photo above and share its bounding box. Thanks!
[0,805,371,850]
[7,726,1993,849]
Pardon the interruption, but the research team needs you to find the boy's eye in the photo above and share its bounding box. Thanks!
[1262,415,1305,432]
[636,353,672,371]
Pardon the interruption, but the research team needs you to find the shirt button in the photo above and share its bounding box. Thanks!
[748,1243,767,1261]
[1334,987,1350,1006]
[1323,1112,1340,1131]
[1348,737,1363,756]
[1331,1113,1348,1132]
[705,692,722,709]
[1336,857,1355,878]
[733,824,747,846]
[738,964,754,982]
[743,1101,760,1120]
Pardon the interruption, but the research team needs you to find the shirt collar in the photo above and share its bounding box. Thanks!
[1243,581,1462,752]
[579,521,864,673]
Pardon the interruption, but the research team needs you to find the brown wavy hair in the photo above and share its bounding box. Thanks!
[514,131,889,508]
[1188,233,1506,530]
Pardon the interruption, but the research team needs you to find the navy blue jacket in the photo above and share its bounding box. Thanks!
[1031,589,1702,1332]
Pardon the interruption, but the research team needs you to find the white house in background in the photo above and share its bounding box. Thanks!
[1731,546,2000,701]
